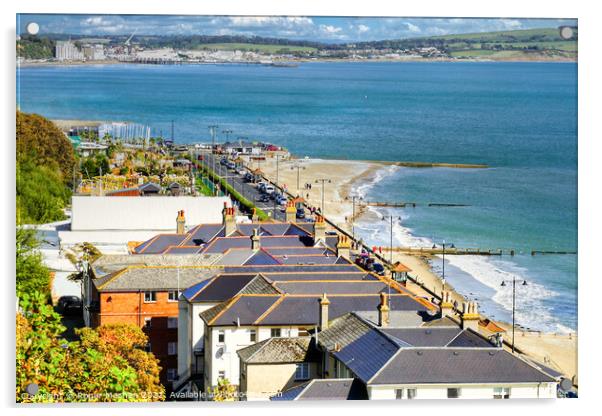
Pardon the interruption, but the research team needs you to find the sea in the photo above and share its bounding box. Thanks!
[16,61,578,333]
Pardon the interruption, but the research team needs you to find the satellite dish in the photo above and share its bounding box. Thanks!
[215,347,224,359]
[559,377,573,391]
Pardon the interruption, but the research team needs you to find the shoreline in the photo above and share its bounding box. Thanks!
[256,154,577,381]
[18,56,577,68]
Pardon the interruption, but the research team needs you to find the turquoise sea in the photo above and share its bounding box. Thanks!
[17,62,577,332]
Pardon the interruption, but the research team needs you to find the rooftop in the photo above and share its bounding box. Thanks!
[237,337,319,364]
[271,379,368,401]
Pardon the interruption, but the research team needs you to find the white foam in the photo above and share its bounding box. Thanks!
[351,168,574,333]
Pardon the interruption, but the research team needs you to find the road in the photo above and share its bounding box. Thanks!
[195,151,301,222]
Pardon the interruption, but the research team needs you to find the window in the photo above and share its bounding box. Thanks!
[249,329,256,343]
[218,370,226,380]
[298,328,310,336]
[167,368,177,382]
[168,342,177,356]
[295,363,310,381]
[144,317,152,329]
[447,388,461,399]
[407,389,417,400]
[395,389,404,400]
[217,330,225,344]
[145,342,152,352]
[168,290,179,302]
[167,317,178,329]
[271,328,281,337]
[144,291,156,303]
[493,387,511,399]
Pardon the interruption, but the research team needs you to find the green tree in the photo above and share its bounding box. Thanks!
[17,111,76,186]
[210,378,238,401]
[16,228,51,298]
[17,157,71,224]
[16,292,165,403]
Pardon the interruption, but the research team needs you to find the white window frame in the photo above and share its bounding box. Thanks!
[407,388,417,399]
[144,317,152,328]
[249,329,257,343]
[271,328,281,337]
[493,387,511,399]
[143,291,156,303]
[167,317,178,329]
[294,362,310,381]
[168,290,179,302]
[168,342,177,356]
[218,370,226,380]
[395,389,404,399]
[217,330,225,344]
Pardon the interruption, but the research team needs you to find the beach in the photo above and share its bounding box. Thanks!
[256,153,578,383]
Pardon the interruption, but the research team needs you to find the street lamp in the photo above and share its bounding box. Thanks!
[432,240,455,290]
[381,215,401,311]
[345,195,364,240]
[315,178,331,216]
[290,163,306,191]
[500,277,528,353]
[208,125,219,195]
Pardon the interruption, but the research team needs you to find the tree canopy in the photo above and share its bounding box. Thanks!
[16,292,165,403]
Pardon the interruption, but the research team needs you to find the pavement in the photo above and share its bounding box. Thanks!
[196,151,308,223]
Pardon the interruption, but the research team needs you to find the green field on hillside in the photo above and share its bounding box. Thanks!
[195,43,317,53]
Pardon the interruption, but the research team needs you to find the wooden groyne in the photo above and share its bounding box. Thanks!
[360,160,488,169]
[365,201,470,208]
[381,247,576,256]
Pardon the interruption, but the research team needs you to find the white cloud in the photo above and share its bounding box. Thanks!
[406,23,421,33]
[357,24,369,33]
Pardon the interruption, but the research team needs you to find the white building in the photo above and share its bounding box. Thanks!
[59,196,231,253]
[82,44,105,61]
[55,40,84,61]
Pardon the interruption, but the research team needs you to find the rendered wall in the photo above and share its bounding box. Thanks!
[71,196,231,231]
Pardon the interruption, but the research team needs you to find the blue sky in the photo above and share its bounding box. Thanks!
[17,15,577,43]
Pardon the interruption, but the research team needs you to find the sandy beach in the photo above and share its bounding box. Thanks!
[254,153,578,384]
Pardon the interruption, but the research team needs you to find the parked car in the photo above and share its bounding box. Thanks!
[244,173,253,182]
[264,185,275,195]
[236,168,246,176]
[372,262,385,275]
[57,296,82,314]
[226,162,236,170]
[277,196,288,205]
[220,158,228,165]
[258,194,270,203]
[296,208,306,219]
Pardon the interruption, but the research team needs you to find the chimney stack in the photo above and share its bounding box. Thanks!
[314,215,326,244]
[176,210,186,234]
[378,293,390,327]
[251,228,261,250]
[461,301,480,332]
[336,234,351,259]
[440,290,454,318]
[222,203,236,236]
[285,200,296,223]
[319,293,330,330]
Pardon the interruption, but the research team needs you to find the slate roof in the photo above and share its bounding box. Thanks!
[271,379,368,401]
[237,337,319,364]
[261,272,377,281]
[370,349,556,385]
[276,255,343,265]
[92,254,221,277]
[134,234,188,254]
[273,281,393,295]
[381,328,463,347]
[163,246,203,254]
[93,266,217,292]
[201,295,280,326]
[243,250,281,266]
[223,264,363,274]
[186,274,280,303]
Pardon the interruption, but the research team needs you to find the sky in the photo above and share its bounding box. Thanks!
[17,15,577,43]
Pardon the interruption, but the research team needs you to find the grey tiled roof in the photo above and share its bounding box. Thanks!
[135,234,188,254]
[447,329,496,348]
[189,274,258,303]
[297,379,368,400]
[274,281,390,295]
[92,253,221,277]
[271,379,368,401]
[237,337,319,364]
[370,349,556,385]
[215,249,255,266]
[263,272,376,281]
[163,246,203,254]
[381,328,463,347]
[94,267,218,292]
[276,255,342,265]
[204,295,281,326]
[223,264,363,274]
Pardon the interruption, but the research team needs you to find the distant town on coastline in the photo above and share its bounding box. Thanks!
[17,26,577,64]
